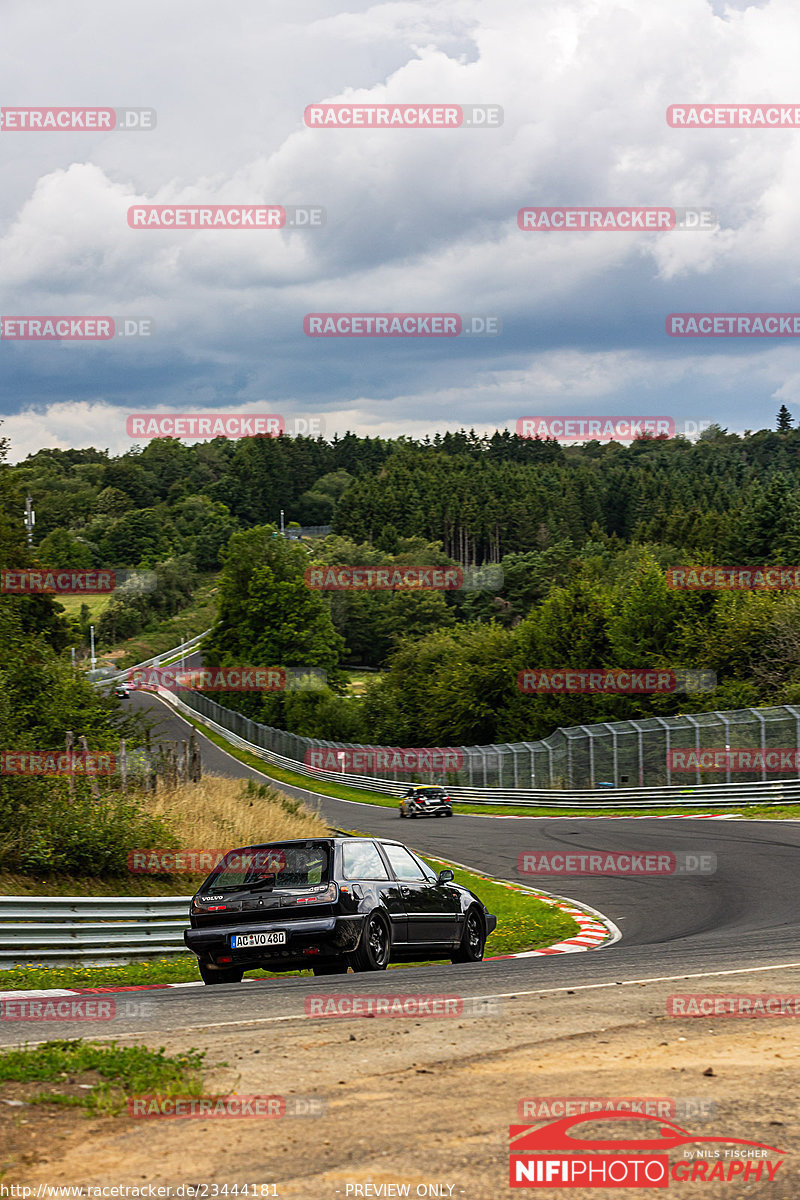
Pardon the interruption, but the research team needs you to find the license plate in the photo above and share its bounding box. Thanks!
[231,931,287,949]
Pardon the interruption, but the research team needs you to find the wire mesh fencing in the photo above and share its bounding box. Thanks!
[176,690,800,790]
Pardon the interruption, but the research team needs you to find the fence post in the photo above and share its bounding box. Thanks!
[752,709,767,782]
[715,712,731,784]
[189,733,202,781]
[598,723,617,786]
[653,717,671,786]
[584,726,595,789]
[684,715,701,786]
[79,735,99,800]
[65,731,74,804]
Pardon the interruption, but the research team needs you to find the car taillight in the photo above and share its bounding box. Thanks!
[283,883,338,905]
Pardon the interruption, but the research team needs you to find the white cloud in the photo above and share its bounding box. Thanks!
[1,0,800,451]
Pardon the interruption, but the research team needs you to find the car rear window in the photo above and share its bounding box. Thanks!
[342,840,389,880]
[203,843,331,890]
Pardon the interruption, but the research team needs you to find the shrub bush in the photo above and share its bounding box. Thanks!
[0,793,176,877]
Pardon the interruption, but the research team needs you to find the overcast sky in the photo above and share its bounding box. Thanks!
[1,0,799,461]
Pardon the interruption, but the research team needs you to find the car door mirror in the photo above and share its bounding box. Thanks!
[437,869,454,884]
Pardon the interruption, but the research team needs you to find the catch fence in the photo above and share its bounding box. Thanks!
[172,689,800,791]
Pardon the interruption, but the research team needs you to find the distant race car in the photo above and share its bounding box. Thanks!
[399,785,454,819]
[114,683,132,698]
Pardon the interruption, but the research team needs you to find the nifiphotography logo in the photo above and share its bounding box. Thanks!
[508,1112,785,1187]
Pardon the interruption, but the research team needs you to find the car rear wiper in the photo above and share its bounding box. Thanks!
[213,877,277,893]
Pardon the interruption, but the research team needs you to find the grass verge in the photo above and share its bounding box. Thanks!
[0,855,580,991]
[0,1040,205,1115]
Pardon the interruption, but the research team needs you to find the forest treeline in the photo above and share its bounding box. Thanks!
[5,417,800,749]
[10,423,800,578]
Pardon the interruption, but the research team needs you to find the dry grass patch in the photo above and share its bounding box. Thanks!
[140,774,329,851]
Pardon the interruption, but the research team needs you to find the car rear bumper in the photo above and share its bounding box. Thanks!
[184,914,364,965]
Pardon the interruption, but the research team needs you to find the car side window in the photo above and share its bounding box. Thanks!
[409,851,438,882]
[342,841,389,880]
[383,844,427,881]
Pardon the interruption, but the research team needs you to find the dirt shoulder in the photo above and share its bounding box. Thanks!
[3,966,800,1199]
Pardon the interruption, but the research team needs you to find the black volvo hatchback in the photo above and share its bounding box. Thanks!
[184,837,497,984]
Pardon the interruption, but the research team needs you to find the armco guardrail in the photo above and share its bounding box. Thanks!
[0,896,191,968]
[100,630,211,686]
[155,687,800,809]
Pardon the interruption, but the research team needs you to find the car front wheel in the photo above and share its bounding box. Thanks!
[451,907,486,963]
[349,911,391,971]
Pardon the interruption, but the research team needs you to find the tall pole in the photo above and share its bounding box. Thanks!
[280,508,285,535]
[23,495,35,546]
[90,625,96,673]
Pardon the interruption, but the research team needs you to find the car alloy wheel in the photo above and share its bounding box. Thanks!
[350,911,391,971]
[451,907,486,963]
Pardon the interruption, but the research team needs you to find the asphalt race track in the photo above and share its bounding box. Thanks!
[5,688,798,1046]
